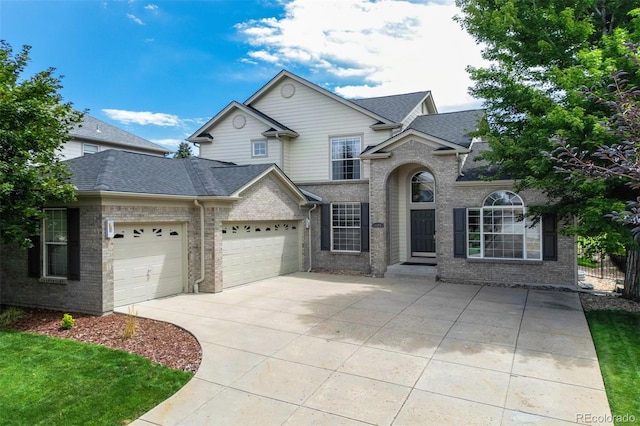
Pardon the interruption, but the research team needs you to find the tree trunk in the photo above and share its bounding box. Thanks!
[623,249,640,301]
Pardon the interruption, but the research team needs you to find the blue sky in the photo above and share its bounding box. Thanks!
[1,0,486,152]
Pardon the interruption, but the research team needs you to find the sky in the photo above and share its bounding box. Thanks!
[0,0,487,153]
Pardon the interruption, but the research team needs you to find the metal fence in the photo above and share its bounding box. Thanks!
[577,245,626,282]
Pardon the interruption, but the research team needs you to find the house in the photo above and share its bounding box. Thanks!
[0,70,576,315]
[59,113,171,159]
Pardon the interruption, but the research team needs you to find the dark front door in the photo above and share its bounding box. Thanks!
[411,209,436,255]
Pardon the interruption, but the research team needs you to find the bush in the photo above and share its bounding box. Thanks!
[0,307,26,327]
[61,313,75,330]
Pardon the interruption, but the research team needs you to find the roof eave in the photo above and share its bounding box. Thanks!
[262,129,300,138]
[359,152,392,160]
[70,135,171,154]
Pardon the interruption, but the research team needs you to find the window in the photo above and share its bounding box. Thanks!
[252,141,267,157]
[467,191,541,260]
[331,203,361,252]
[44,209,68,277]
[411,171,435,202]
[331,136,361,180]
[83,144,99,155]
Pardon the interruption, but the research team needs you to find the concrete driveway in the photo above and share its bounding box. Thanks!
[119,272,612,426]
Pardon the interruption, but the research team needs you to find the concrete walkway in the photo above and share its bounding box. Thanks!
[118,273,612,426]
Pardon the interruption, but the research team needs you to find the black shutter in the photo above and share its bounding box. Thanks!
[542,213,558,261]
[320,204,330,251]
[360,203,369,252]
[453,208,467,258]
[27,235,41,278]
[67,208,81,280]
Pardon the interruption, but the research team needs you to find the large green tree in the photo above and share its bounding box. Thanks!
[174,141,192,159]
[0,41,82,248]
[455,1,640,299]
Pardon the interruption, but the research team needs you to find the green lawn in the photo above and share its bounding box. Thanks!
[0,329,192,426]
[586,310,640,425]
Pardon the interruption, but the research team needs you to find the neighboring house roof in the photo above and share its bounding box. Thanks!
[351,91,433,123]
[405,109,484,149]
[65,149,306,202]
[70,114,171,154]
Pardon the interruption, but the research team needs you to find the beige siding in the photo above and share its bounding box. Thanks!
[59,140,83,160]
[251,77,390,182]
[198,114,282,167]
[402,102,427,127]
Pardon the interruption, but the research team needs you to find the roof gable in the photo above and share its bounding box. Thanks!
[70,114,171,154]
[351,91,434,123]
[187,101,298,142]
[243,70,397,126]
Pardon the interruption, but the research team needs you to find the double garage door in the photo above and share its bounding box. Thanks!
[222,221,301,288]
[113,223,185,307]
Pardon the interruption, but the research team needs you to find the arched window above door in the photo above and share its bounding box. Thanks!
[411,171,435,203]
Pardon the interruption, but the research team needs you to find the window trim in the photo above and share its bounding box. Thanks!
[330,135,362,181]
[467,191,542,261]
[252,140,267,157]
[43,208,68,278]
[330,202,361,253]
[83,143,99,155]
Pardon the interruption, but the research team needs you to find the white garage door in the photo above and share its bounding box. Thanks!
[113,223,185,307]
[222,221,300,288]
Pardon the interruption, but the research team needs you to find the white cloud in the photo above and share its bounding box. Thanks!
[126,13,144,25]
[236,0,487,111]
[102,109,180,126]
[144,4,158,11]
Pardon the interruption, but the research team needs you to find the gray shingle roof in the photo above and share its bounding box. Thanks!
[65,150,273,196]
[351,91,431,123]
[406,109,484,148]
[457,141,506,181]
[70,114,171,154]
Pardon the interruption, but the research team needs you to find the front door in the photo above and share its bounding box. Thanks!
[411,209,436,256]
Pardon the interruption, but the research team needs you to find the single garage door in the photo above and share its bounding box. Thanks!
[222,221,300,288]
[113,223,185,307]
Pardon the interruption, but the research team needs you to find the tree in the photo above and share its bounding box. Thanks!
[455,0,640,299]
[174,142,192,159]
[0,41,82,248]
[553,44,640,299]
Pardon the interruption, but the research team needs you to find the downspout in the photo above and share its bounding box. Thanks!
[307,203,317,272]
[193,199,205,293]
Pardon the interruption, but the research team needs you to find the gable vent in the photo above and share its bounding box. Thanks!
[280,83,295,98]
[232,114,246,129]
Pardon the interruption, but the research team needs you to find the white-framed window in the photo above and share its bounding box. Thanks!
[331,203,361,252]
[43,209,68,277]
[83,143,99,155]
[331,136,361,180]
[252,140,267,157]
[411,171,435,202]
[467,191,541,260]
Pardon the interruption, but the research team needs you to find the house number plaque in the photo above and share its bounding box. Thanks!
[372,222,384,228]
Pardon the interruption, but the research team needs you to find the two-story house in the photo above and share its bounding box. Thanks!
[1,70,576,315]
[59,114,171,159]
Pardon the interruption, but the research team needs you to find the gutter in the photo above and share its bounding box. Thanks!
[193,199,205,293]
[307,204,317,272]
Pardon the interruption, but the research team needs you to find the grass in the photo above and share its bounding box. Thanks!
[586,310,640,425]
[578,256,598,268]
[0,329,192,426]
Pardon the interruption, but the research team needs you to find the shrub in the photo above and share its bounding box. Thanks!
[61,313,75,330]
[0,307,26,327]
[120,306,138,339]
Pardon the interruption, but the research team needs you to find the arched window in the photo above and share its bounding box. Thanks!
[411,171,435,203]
[467,190,541,260]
